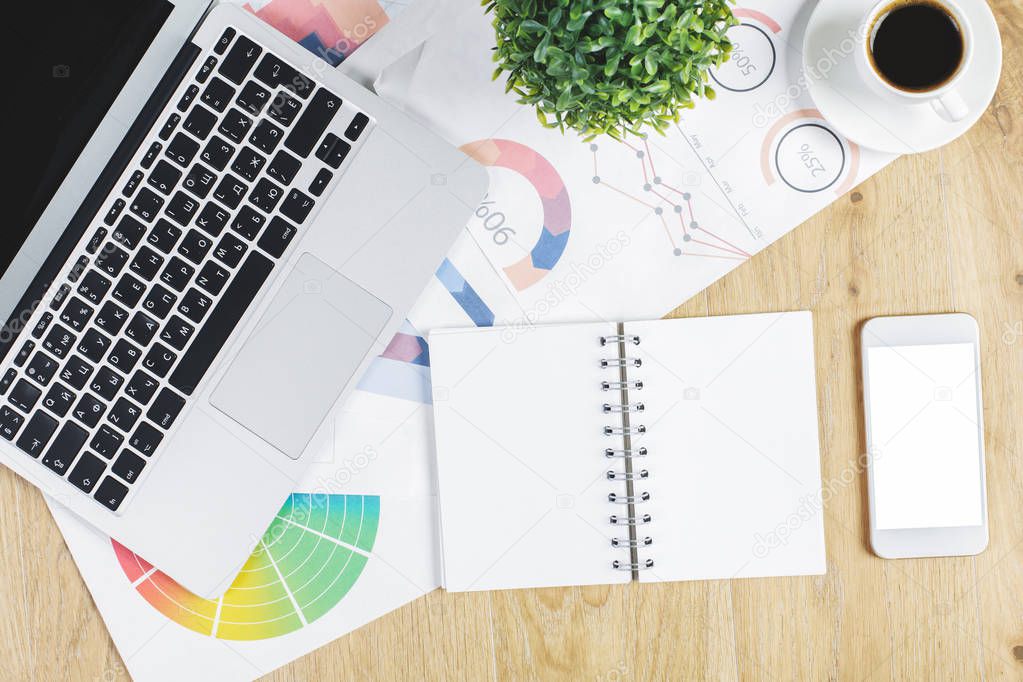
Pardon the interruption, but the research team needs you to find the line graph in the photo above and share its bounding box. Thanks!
[590,137,752,262]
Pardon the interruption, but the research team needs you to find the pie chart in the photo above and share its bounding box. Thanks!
[113,493,380,640]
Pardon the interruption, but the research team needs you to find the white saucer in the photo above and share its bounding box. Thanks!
[803,0,1002,154]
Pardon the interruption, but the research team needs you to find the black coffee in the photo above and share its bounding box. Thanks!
[869,1,964,92]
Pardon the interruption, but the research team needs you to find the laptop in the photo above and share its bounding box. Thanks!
[2,0,486,597]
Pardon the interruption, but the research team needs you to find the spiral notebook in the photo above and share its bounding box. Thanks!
[429,312,826,591]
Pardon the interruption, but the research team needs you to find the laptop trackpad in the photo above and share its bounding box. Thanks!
[210,253,392,459]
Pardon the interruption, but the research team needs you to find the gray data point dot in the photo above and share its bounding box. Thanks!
[654,207,663,215]
[674,205,683,213]
[636,150,645,158]
[690,221,699,229]
[682,234,692,242]
[682,192,692,200]
[643,183,652,191]
[653,176,662,184]
[589,143,598,151]
[673,248,682,256]
[592,176,600,184]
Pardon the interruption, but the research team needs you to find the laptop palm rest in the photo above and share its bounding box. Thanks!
[210,253,392,459]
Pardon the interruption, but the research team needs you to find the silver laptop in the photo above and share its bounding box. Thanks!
[0,0,485,597]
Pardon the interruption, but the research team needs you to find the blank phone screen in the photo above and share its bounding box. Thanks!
[866,343,984,530]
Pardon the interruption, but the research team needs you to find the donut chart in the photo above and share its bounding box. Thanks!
[114,494,380,640]
[461,139,571,290]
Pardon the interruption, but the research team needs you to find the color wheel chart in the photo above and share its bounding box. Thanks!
[114,494,380,640]
[590,138,752,262]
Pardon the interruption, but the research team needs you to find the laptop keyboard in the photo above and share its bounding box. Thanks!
[0,27,371,513]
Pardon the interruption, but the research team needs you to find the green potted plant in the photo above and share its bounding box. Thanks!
[485,0,737,139]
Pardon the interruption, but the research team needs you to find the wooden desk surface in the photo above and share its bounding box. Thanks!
[2,3,1022,680]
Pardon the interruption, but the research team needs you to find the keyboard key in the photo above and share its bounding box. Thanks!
[230,206,265,241]
[195,202,230,238]
[95,476,129,511]
[126,312,159,346]
[49,284,71,311]
[166,132,200,167]
[108,339,143,374]
[108,397,143,432]
[315,133,351,169]
[196,262,230,296]
[254,53,312,98]
[68,452,106,493]
[214,27,235,55]
[309,168,333,197]
[267,91,301,127]
[41,421,86,476]
[169,252,273,395]
[16,411,58,458]
[68,255,90,283]
[213,173,248,209]
[130,246,166,280]
[86,228,107,254]
[0,369,15,395]
[77,328,112,364]
[197,55,218,83]
[267,150,301,185]
[31,313,53,340]
[231,146,266,182]
[43,324,76,359]
[95,244,129,278]
[218,107,253,144]
[215,233,248,267]
[104,198,128,225]
[112,215,148,249]
[146,219,182,255]
[42,383,76,417]
[142,343,177,378]
[59,356,94,391]
[91,424,123,459]
[165,191,200,226]
[200,76,235,112]
[258,216,297,258]
[9,379,42,412]
[160,258,195,292]
[112,274,147,308]
[344,112,370,141]
[72,393,106,428]
[183,105,218,139]
[143,284,178,318]
[26,353,59,387]
[219,35,261,85]
[236,80,271,115]
[77,270,111,304]
[249,119,284,153]
[122,170,144,197]
[148,388,186,429]
[130,187,165,223]
[125,371,159,406]
[129,422,163,456]
[112,450,146,484]
[176,83,199,112]
[146,160,182,196]
[249,178,284,213]
[0,406,23,441]
[280,188,314,224]
[158,113,180,140]
[60,297,93,332]
[182,164,217,199]
[160,315,195,351]
[177,230,213,265]
[285,88,342,157]
[13,341,34,367]
[200,135,235,171]
[94,301,129,335]
[178,288,212,323]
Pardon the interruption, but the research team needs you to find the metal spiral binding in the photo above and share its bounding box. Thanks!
[602,322,652,578]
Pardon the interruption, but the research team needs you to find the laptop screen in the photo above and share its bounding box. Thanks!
[9,0,174,280]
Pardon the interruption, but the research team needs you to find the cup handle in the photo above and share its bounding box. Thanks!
[931,89,969,122]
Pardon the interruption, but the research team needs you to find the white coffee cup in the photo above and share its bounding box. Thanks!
[855,0,973,121]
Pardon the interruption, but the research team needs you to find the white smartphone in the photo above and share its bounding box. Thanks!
[861,313,989,558]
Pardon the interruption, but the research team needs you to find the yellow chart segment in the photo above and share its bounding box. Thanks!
[113,494,380,640]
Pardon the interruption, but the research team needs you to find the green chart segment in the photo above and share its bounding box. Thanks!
[114,494,381,641]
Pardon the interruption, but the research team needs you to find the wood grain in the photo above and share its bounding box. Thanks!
[1,2,1021,679]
